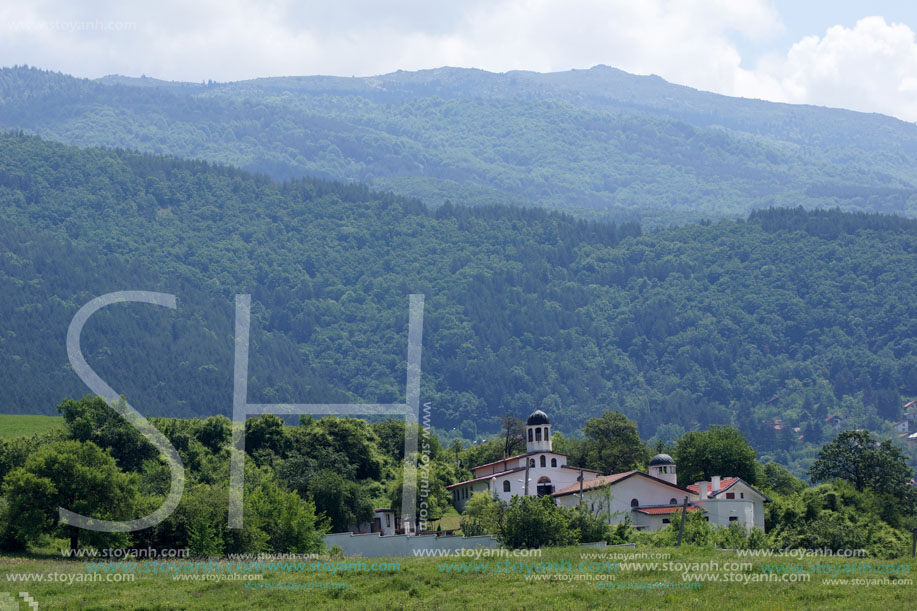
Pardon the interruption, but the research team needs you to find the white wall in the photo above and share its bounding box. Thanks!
[375,510,397,536]
[556,474,692,529]
[455,457,594,510]
[630,512,678,531]
[705,482,766,531]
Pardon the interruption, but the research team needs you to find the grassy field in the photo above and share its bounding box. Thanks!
[0,545,912,610]
[0,414,63,440]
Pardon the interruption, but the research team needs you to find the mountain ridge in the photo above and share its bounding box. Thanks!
[2,64,916,227]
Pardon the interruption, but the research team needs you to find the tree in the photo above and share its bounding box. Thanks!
[578,411,648,475]
[759,462,806,496]
[2,440,138,553]
[809,430,912,496]
[460,491,506,537]
[566,505,610,544]
[500,415,526,457]
[502,495,577,549]
[309,469,375,532]
[387,458,455,527]
[245,415,288,465]
[674,426,758,485]
[247,469,327,553]
[297,417,384,481]
[196,415,231,454]
[57,395,157,472]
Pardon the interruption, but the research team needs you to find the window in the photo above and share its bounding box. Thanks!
[630,498,639,508]
[669,498,677,505]
[543,427,549,440]
[725,492,735,500]
[535,428,542,441]
[662,519,670,524]
[503,480,511,493]
[528,429,533,442]
[386,513,391,527]
[551,458,557,467]
[591,503,595,512]
[540,455,546,468]
[740,493,744,499]
[661,466,667,474]
[529,458,536,467]
[729,516,738,522]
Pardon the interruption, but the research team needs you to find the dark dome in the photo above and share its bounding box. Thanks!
[649,453,675,466]
[527,410,550,426]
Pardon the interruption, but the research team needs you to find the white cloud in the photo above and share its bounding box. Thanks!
[0,2,915,121]
[0,0,783,82]
[750,17,917,121]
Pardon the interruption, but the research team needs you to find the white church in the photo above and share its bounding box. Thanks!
[447,409,769,532]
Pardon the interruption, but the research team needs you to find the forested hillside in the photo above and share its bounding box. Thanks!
[2,66,917,226]
[1,133,915,473]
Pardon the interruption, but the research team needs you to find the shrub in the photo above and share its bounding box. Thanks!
[502,495,577,549]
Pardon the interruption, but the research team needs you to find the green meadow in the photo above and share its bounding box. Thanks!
[0,415,63,441]
[0,546,912,610]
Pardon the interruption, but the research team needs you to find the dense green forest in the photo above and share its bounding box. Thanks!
[1,66,917,226]
[0,133,915,475]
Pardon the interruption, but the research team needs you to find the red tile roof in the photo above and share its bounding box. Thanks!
[552,471,638,497]
[686,478,739,496]
[633,505,702,515]
[552,470,694,498]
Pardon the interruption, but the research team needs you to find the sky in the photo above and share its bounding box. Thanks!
[1,1,916,121]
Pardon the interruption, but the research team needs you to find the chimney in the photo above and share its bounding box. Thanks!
[711,476,721,494]
[696,482,707,500]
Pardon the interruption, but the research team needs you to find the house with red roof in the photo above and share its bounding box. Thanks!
[449,409,770,533]
[446,410,601,511]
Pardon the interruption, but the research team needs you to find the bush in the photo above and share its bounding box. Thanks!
[460,491,505,537]
[567,505,610,544]
[652,510,713,547]
[502,495,577,549]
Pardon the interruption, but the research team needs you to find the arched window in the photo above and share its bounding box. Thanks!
[661,466,667,474]
[540,455,546,468]
[669,498,677,505]
[503,480,511,493]
[528,428,533,442]
[535,428,542,441]
[529,458,536,467]
[551,458,557,467]
[630,498,639,508]
[543,427,549,440]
